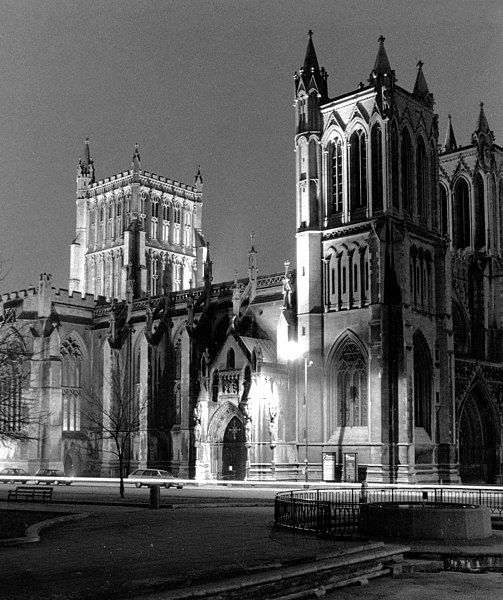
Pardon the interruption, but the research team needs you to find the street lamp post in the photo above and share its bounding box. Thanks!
[285,342,312,483]
[303,356,313,482]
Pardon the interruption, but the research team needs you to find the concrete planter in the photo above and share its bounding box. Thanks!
[361,502,492,540]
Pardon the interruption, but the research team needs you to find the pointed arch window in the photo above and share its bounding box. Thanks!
[416,137,428,220]
[413,332,432,436]
[116,197,123,238]
[371,124,383,212]
[440,185,448,236]
[226,348,235,369]
[391,122,399,209]
[330,139,343,214]
[0,333,24,433]
[401,128,413,212]
[333,340,368,428]
[453,178,470,249]
[474,173,485,250]
[61,337,82,432]
[349,130,367,211]
[150,199,159,240]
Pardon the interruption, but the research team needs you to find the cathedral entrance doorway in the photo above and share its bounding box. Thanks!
[64,449,81,477]
[458,388,499,484]
[222,416,246,480]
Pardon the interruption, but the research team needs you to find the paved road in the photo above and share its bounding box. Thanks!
[323,570,503,600]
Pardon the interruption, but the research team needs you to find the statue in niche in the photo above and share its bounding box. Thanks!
[269,401,279,447]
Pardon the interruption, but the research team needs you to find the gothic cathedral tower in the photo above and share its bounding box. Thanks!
[294,33,457,483]
[69,141,206,300]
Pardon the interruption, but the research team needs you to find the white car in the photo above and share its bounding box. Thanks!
[128,469,183,489]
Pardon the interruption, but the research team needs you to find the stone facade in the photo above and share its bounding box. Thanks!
[0,34,502,484]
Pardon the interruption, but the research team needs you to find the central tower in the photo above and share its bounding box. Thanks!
[70,141,206,300]
[294,33,456,483]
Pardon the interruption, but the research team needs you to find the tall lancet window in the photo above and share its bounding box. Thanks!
[474,173,485,251]
[331,139,343,214]
[440,185,448,236]
[413,331,432,436]
[349,130,367,211]
[453,178,470,249]
[61,337,82,432]
[371,124,383,212]
[416,137,428,220]
[401,128,413,213]
[391,122,399,209]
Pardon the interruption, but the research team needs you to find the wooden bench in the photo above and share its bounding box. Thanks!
[7,486,53,503]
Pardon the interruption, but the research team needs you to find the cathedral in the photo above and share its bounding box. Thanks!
[1,34,502,484]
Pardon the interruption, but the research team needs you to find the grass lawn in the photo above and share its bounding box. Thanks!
[0,510,70,539]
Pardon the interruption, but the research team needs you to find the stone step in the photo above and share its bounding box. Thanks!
[142,543,410,599]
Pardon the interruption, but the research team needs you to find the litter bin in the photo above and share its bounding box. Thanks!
[149,484,160,509]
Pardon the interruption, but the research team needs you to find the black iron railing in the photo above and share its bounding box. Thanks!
[274,485,503,538]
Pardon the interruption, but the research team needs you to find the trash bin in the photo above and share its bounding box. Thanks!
[149,484,160,509]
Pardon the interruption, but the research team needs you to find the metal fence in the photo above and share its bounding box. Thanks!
[274,485,503,538]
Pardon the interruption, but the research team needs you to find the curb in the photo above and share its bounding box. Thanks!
[0,512,91,547]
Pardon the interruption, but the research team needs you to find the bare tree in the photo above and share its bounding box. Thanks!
[82,348,147,498]
[0,314,36,444]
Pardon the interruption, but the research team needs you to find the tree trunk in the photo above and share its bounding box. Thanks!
[118,453,125,498]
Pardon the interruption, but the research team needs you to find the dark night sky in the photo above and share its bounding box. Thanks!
[0,0,502,294]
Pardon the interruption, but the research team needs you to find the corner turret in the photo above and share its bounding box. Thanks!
[368,36,396,117]
[77,138,95,185]
[294,30,328,134]
[443,114,458,152]
[471,102,495,166]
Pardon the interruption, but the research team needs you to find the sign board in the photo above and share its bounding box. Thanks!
[343,452,358,483]
[322,452,336,482]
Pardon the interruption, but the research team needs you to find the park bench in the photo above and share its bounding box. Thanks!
[7,486,53,503]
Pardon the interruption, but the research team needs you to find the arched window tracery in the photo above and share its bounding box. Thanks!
[331,339,368,428]
[330,139,343,215]
[0,332,23,433]
[61,336,82,432]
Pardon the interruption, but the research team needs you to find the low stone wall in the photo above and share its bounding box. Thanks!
[361,502,492,540]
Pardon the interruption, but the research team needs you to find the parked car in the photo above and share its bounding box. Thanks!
[0,468,30,484]
[34,469,71,485]
[128,469,183,489]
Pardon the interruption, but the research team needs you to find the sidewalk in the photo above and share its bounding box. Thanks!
[1,498,502,600]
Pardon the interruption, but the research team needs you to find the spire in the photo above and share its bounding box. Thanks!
[303,29,320,72]
[443,115,458,152]
[471,102,495,162]
[294,30,328,101]
[369,36,396,117]
[194,165,203,192]
[132,142,141,173]
[372,35,392,77]
[475,102,490,135]
[77,137,94,182]
[413,60,433,107]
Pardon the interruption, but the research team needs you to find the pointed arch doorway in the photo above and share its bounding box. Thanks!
[459,387,499,484]
[222,416,246,480]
